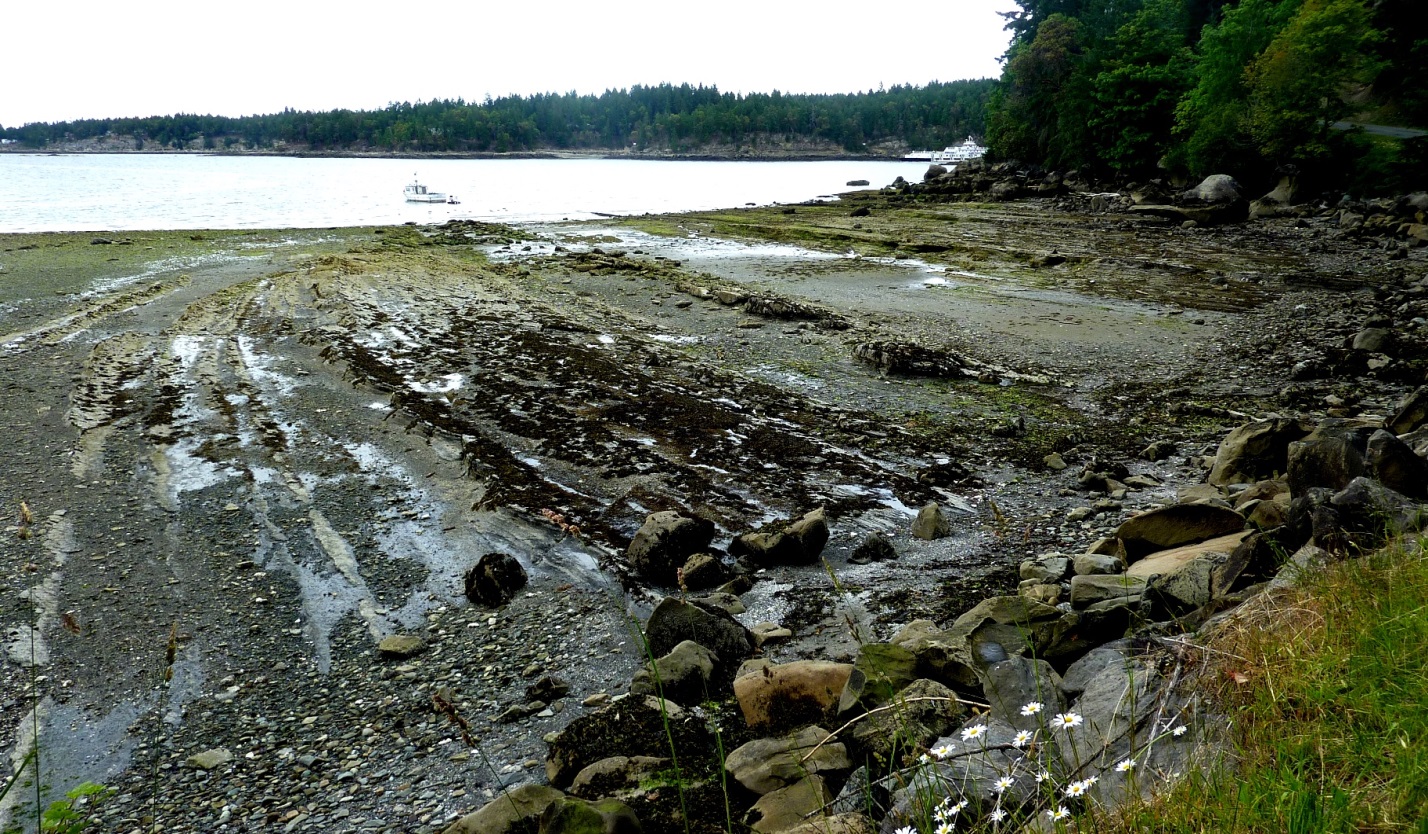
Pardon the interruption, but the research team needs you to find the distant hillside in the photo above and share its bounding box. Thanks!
[0,82,995,158]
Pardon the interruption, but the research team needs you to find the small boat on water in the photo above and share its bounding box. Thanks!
[404,176,447,203]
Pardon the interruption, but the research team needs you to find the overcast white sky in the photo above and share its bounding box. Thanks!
[3,0,1018,127]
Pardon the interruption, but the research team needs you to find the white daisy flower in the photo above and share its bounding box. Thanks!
[1020,701,1043,716]
[1052,712,1084,730]
[1012,729,1034,748]
[960,724,987,742]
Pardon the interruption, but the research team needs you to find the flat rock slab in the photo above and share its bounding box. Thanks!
[1126,531,1249,579]
[1116,503,1245,561]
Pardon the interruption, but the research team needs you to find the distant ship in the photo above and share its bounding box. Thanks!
[903,136,987,165]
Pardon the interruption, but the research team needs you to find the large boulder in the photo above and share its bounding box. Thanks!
[463,551,528,607]
[643,597,753,677]
[626,511,715,584]
[1209,418,1313,486]
[1114,503,1245,561]
[978,655,1065,731]
[730,508,830,567]
[838,642,919,711]
[1184,174,1244,204]
[1287,436,1367,495]
[733,660,854,730]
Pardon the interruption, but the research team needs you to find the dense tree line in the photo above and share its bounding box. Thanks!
[0,81,994,155]
[985,0,1427,191]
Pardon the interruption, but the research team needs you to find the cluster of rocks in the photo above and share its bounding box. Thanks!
[894,156,1428,245]
[440,383,1428,833]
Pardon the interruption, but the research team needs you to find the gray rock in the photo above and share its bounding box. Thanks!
[1366,429,1428,498]
[1352,327,1394,353]
[1209,418,1313,486]
[1184,174,1243,204]
[1073,553,1124,576]
[1069,574,1148,608]
[1387,386,1428,435]
[1287,436,1367,496]
[846,679,966,770]
[643,597,752,675]
[186,748,233,770]
[1115,503,1245,561]
[627,511,715,584]
[376,634,425,659]
[441,784,565,834]
[747,775,832,834]
[628,640,717,705]
[978,655,1065,730]
[838,642,919,711]
[911,502,952,540]
[731,508,831,566]
[1020,554,1069,583]
[538,796,642,834]
[725,725,850,795]
[568,756,668,800]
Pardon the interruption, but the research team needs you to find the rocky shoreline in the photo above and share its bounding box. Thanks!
[1,174,1425,833]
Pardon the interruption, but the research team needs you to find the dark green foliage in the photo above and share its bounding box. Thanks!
[987,0,1423,193]
[0,81,996,154]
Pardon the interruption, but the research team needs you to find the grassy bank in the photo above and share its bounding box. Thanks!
[1110,534,1428,833]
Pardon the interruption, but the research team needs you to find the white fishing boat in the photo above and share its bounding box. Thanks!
[404,176,447,203]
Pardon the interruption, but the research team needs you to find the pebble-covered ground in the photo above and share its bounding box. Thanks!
[1,197,1422,832]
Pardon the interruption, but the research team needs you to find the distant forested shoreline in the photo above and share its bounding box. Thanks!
[0,82,994,157]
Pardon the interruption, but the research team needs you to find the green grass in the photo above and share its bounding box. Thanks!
[1107,534,1428,833]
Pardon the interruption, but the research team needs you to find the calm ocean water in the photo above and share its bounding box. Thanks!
[0,154,924,232]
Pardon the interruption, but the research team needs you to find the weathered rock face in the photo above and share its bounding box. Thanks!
[733,660,854,730]
[463,551,528,607]
[730,508,830,567]
[1287,433,1370,496]
[978,655,1065,730]
[643,597,753,675]
[1209,418,1313,485]
[1184,174,1244,204]
[852,340,969,378]
[1114,503,1245,561]
[747,775,832,834]
[628,640,718,705]
[626,511,715,585]
[538,796,643,834]
[838,642,919,711]
[1388,386,1428,435]
[568,756,668,800]
[725,725,850,796]
[912,502,953,540]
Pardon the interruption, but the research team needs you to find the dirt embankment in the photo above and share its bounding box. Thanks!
[0,196,1423,832]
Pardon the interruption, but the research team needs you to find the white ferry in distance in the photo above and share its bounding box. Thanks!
[404,176,448,203]
[903,136,987,165]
